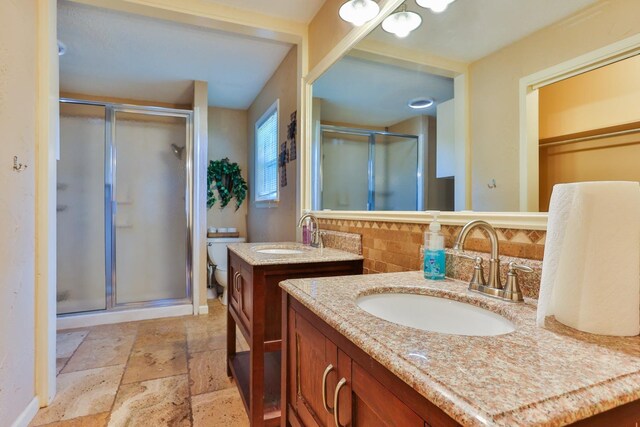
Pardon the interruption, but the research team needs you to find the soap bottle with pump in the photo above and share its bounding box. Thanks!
[424,211,446,280]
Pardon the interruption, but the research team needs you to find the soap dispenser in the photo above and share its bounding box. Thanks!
[424,211,446,280]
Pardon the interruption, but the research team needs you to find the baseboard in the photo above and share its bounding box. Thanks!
[57,304,193,330]
[11,397,39,427]
[199,305,209,314]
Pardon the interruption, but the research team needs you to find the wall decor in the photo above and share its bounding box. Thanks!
[288,111,297,161]
[279,142,288,187]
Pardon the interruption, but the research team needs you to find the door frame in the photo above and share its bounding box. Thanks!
[518,33,640,212]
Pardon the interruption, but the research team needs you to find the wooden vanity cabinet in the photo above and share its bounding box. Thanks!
[227,249,363,427]
[283,295,459,427]
[283,295,640,427]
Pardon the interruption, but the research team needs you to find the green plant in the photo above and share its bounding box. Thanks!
[207,158,248,211]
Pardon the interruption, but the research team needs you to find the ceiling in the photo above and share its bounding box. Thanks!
[58,1,294,108]
[313,56,454,127]
[367,0,599,63]
[202,0,326,23]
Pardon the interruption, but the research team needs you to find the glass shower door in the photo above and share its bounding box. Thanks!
[112,110,189,305]
[374,134,419,210]
[320,130,370,210]
[57,103,107,314]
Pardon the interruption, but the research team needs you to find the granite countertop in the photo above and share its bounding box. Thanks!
[280,271,640,426]
[227,242,363,266]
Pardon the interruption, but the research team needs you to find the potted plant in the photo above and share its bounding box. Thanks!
[207,158,248,211]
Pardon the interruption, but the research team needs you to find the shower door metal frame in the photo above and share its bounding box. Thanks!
[59,98,194,312]
[317,125,423,211]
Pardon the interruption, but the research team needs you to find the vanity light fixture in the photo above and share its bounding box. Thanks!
[382,5,422,38]
[416,0,456,13]
[408,97,434,109]
[339,0,380,27]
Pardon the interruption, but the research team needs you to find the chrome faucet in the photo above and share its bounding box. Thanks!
[297,213,323,248]
[453,220,529,302]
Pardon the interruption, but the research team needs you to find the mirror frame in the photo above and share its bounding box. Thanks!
[298,1,640,231]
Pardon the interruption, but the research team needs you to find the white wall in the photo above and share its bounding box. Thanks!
[247,47,298,242]
[207,107,249,236]
[469,0,640,211]
[0,0,37,424]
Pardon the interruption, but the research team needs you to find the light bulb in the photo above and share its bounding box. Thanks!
[382,9,422,38]
[339,0,380,26]
[416,0,455,13]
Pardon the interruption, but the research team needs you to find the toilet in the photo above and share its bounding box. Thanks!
[207,237,246,305]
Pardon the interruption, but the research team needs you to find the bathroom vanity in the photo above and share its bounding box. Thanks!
[226,243,363,426]
[280,272,640,427]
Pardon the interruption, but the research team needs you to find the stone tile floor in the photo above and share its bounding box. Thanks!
[31,300,250,427]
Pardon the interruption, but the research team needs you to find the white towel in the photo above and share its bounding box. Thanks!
[537,181,640,336]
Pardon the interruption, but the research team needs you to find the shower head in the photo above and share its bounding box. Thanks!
[171,144,185,159]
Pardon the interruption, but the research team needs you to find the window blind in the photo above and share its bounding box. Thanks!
[255,104,278,201]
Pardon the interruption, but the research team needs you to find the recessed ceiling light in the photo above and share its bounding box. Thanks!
[57,40,67,56]
[408,97,435,109]
[339,0,380,27]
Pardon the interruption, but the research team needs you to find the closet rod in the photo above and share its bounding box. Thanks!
[539,127,640,149]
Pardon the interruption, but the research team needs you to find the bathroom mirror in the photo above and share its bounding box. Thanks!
[309,0,640,214]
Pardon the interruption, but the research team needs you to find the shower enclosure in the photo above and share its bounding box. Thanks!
[57,99,193,315]
[313,125,423,211]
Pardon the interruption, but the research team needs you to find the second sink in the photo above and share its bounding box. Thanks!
[356,292,515,336]
[252,244,310,255]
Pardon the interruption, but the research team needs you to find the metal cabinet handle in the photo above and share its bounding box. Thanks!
[333,377,347,427]
[233,272,240,292]
[322,364,335,414]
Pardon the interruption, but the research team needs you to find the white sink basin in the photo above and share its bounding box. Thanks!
[356,293,515,336]
[252,245,308,255]
[256,248,305,255]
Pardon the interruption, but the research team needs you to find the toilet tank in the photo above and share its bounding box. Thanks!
[207,237,246,269]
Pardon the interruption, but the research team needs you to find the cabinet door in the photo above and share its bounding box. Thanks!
[236,266,252,329]
[292,312,338,427]
[349,361,424,427]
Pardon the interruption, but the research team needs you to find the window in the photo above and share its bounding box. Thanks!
[255,100,279,202]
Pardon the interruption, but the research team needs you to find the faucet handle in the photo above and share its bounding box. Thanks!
[458,252,486,287]
[456,252,475,261]
[510,263,533,274]
[502,262,532,302]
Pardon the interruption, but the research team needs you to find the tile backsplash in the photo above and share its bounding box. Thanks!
[319,230,362,255]
[319,218,546,298]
